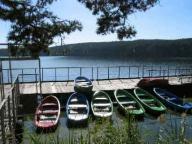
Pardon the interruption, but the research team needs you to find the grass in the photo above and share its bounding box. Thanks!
[21,112,192,144]
[156,114,191,144]
[22,114,143,144]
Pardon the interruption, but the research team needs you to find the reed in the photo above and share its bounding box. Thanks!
[22,114,192,144]
[156,114,191,144]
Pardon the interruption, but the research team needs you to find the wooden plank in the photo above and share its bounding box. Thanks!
[3,77,192,95]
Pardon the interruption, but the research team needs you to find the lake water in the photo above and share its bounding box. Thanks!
[2,56,192,82]
[23,107,192,143]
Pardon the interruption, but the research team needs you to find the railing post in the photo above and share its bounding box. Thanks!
[168,65,170,80]
[142,65,144,78]
[108,67,109,80]
[12,88,16,128]
[67,67,69,81]
[55,68,57,82]
[92,67,94,80]
[7,69,10,83]
[35,69,38,93]
[42,68,44,82]
[80,67,82,76]
[137,66,139,78]
[118,66,120,79]
[0,107,6,144]
[151,65,153,78]
[175,67,177,77]
[159,66,161,77]
[97,67,99,80]
[128,66,130,78]
[7,96,12,135]
[22,69,24,83]
[35,68,37,82]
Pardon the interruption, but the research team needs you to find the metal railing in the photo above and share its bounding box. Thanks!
[0,76,20,144]
[2,65,192,83]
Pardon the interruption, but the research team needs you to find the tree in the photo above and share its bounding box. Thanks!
[78,0,159,39]
[0,0,82,57]
[0,0,159,57]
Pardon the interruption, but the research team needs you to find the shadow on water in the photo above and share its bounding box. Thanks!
[66,119,89,129]
[36,126,58,134]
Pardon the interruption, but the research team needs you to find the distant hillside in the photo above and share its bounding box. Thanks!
[49,38,192,58]
[1,38,192,58]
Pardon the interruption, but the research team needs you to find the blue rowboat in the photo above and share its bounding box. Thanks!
[153,88,192,113]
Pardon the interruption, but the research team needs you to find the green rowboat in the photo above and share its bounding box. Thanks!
[134,88,166,115]
[114,89,145,117]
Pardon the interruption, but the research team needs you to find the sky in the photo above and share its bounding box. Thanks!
[0,0,192,46]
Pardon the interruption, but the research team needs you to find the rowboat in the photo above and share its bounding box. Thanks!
[153,88,192,113]
[137,78,168,87]
[114,89,145,117]
[134,88,166,115]
[66,92,90,122]
[35,96,60,129]
[91,91,113,118]
[74,76,93,93]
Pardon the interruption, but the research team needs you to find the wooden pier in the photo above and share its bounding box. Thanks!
[3,76,192,96]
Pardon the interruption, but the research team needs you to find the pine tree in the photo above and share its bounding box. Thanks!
[0,0,82,57]
[0,0,158,57]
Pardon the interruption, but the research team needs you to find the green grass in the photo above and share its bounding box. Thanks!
[22,113,192,144]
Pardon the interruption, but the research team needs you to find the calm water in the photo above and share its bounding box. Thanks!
[2,56,192,68]
[23,107,192,143]
[2,56,192,82]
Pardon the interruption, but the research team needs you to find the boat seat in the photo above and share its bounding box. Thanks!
[142,99,154,103]
[117,95,127,98]
[162,96,176,101]
[167,97,176,101]
[37,110,58,115]
[158,92,166,96]
[77,82,90,86]
[137,93,146,96]
[94,97,108,100]
[69,110,79,114]
[40,115,57,120]
[93,103,111,107]
[121,101,136,105]
[125,105,136,110]
[68,104,87,108]
[71,98,78,102]
[69,109,87,114]
[94,107,110,112]
[42,103,57,107]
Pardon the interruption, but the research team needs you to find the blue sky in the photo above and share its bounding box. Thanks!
[0,0,192,45]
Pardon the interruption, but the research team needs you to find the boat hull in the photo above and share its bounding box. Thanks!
[134,88,166,116]
[74,76,93,93]
[34,96,60,130]
[66,92,90,123]
[153,88,192,113]
[114,89,145,118]
[91,91,113,118]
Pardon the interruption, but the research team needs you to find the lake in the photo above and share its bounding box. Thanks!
[23,107,192,143]
[2,56,192,83]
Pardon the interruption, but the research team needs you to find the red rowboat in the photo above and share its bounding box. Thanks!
[35,96,60,129]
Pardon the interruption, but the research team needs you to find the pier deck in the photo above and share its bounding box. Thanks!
[3,76,192,96]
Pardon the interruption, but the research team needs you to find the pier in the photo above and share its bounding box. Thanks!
[2,65,192,96]
[1,64,192,143]
[3,76,192,96]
